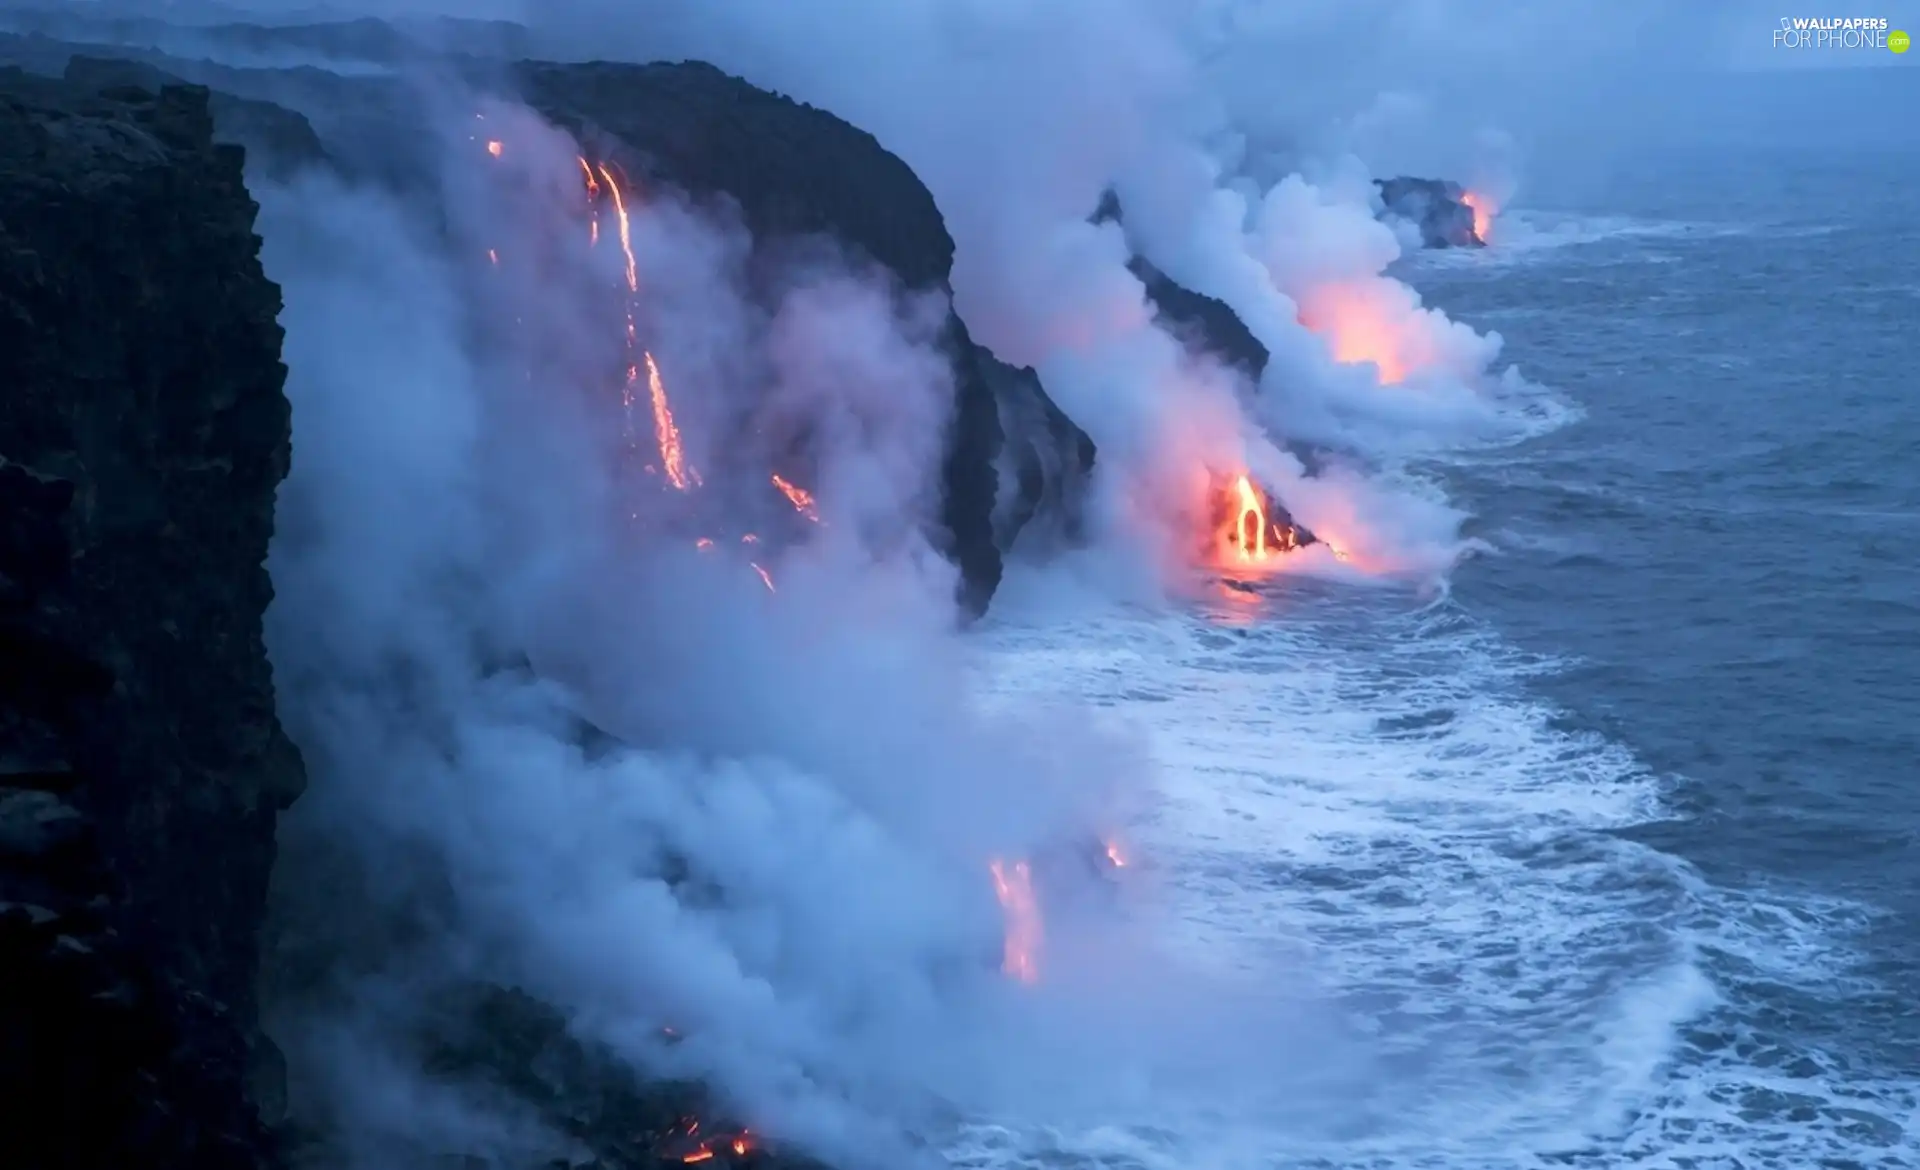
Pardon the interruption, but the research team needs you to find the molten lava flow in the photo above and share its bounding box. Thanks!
[665,1118,755,1164]
[580,156,700,490]
[989,858,1041,984]
[770,473,820,522]
[1210,473,1304,570]
[644,352,698,491]
[1461,191,1495,244]
[750,563,775,592]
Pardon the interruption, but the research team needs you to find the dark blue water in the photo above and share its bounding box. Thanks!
[1412,145,1920,1161]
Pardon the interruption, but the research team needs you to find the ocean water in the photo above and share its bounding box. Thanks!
[963,145,1919,1169]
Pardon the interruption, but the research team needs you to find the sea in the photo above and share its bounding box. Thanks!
[963,141,1919,1168]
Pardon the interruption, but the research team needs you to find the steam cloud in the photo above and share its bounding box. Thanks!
[120,0,1643,1164]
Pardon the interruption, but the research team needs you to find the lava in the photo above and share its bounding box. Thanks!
[579,156,700,491]
[1209,472,1307,571]
[485,139,503,157]
[1461,190,1496,244]
[750,563,775,592]
[989,858,1041,984]
[665,1119,756,1165]
[645,352,699,491]
[1105,840,1128,869]
[770,473,820,522]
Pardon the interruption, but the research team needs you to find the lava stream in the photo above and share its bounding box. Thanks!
[579,155,700,490]
[1210,473,1304,570]
[770,473,820,522]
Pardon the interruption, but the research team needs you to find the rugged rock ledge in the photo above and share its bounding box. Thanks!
[0,68,304,1169]
[1374,175,1483,249]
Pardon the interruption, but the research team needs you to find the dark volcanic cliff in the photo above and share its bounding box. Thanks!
[515,59,1092,611]
[0,70,304,1169]
[0,28,1098,617]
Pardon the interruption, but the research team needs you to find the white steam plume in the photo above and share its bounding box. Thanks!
[258,74,1367,1169]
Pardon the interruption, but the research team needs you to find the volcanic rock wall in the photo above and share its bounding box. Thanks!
[0,24,1099,617]
[0,70,304,1169]
[515,59,1092,613]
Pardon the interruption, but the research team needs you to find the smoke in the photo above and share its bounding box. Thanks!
[473,0,1565,586]
[250,63,1386,1170]
[64,0,1748,1162]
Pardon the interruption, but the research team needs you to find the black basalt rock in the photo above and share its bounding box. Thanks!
[1374,175,1484,249]
[0,69,305,1170]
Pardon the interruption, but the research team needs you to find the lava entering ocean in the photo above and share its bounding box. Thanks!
[1206,472,1315,574]
[1461,190,1496,244]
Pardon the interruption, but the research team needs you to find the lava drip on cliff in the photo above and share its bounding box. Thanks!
[580,155,701,492]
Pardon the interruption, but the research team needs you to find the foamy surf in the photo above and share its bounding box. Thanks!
[959,575,1917,1168]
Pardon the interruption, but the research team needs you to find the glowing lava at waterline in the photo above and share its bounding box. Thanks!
[1209,472,1306,571]
[1461,190,1496,244]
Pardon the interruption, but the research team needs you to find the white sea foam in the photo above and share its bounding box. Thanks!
[957,574,1919,1168]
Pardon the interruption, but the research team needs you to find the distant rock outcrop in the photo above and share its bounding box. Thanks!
[1374,175,1484,249]
[0,68,305,1169]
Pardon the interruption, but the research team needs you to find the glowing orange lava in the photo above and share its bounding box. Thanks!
[770,473,820,522]
[750,563,775,592]
[486,139,503,158]
[645,352,699,491]
[1209,473,1304,570]
[675,1129,753,1164]
[1105,840,1128,868]
[1461,191,1495,244]
[580,156,700,491]
[989,858,1041,984]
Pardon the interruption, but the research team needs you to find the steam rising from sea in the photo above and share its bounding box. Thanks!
[83,0,1870,1166]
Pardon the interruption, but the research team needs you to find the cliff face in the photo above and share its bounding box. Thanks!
[0,29,1098,617]
[514,59,1093,614]
[0,69,304,1169]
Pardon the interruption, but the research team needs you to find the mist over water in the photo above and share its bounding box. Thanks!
[41,0,1913,1164]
